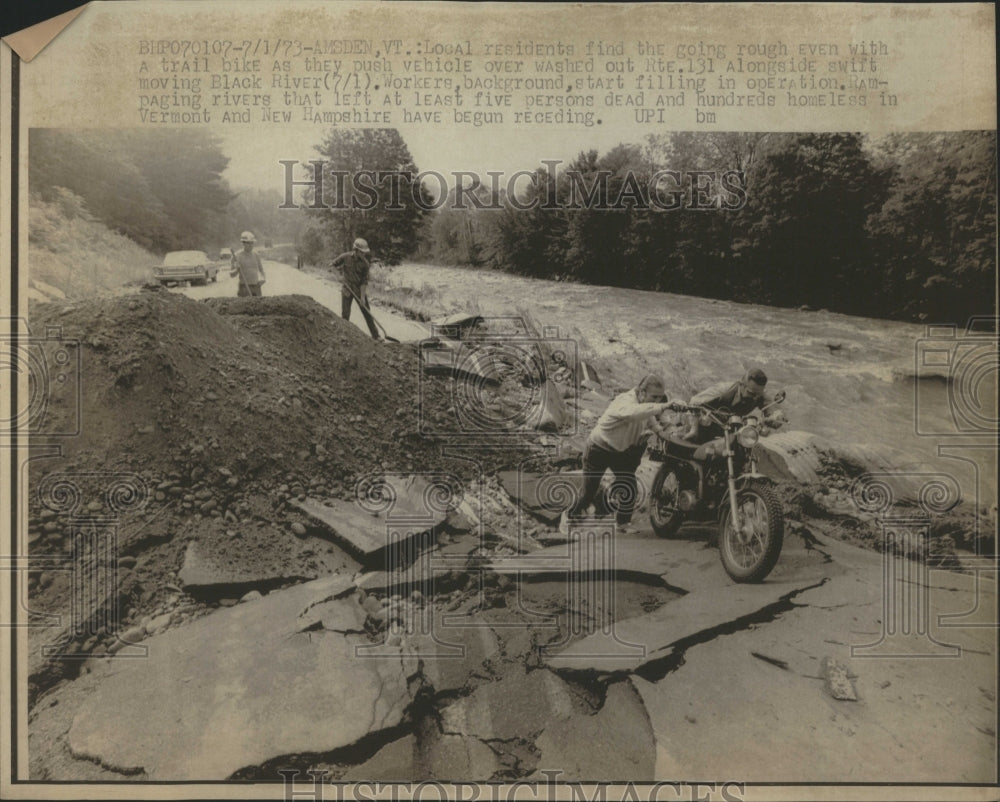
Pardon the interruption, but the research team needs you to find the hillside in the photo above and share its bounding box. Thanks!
[28,191,155,299]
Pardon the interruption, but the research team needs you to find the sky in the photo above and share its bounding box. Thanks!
[218,123,646,195]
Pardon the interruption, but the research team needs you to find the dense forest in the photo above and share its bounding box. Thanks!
[427,131,997,323]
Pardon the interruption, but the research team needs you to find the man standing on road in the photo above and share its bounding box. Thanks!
[230,231,266,297]
[561,374,681,535]
[331,237,380,340]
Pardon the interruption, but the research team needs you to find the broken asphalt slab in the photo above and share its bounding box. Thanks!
[439,667,577,741]
[496,470,571,526]
[545,577,829,675]
[289,474,451,560]
[758,430,945,505]
[67,573,415,780]
[488,524,837,593]
[530,679,656,781]
[487,533,697,586]
[178,540,308,595]
[630,567,997,782]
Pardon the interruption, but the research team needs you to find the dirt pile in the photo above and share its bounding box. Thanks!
[25,288,544,701]
[30,288,529,482]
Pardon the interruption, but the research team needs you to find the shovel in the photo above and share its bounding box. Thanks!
[342,283,399,343]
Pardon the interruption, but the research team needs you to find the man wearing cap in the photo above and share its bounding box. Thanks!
[683,367,774,443]
[561,374,682,535]
[331,238,380,340]
[230,231,266,297]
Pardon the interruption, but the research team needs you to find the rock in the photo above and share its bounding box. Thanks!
[199,499,217,514]
[118,556,137,569]
[407,625,500,695]
[108,625,145,654]
[145,613,173,637]
[535,378,571,431]
[298,596,366,633]
[239,590,263,604]
[547,582,803,674]
[290,522,307,537]
[823,657,858,701]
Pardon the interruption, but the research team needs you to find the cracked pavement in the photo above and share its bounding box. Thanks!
[28,493,997,783]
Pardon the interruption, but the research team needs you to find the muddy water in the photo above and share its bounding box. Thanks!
[386,263,997,509]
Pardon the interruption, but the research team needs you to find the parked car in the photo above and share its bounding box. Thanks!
[153,251,219,286]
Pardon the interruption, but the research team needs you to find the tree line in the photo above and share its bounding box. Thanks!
[29,129,298,255]
[422,131,996,323]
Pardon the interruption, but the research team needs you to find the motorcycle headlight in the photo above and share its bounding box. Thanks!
[737,425,760,448]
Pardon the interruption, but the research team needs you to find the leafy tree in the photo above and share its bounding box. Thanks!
[492,166,567,279]
[309,128,431,265]
[734,133,892,312]
[868,131,997,321]
[29,128,234,253]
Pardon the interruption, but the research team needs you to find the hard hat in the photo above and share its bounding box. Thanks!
[352,238,370,253]
[240,231,256,243]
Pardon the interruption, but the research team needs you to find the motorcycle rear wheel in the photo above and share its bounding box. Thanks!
[718,479,783,583]
[650,463,686,538]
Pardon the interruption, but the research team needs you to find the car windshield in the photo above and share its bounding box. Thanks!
[162,251,208,266]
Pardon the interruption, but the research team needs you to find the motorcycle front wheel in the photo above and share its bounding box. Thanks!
[718,479,784,583]
[650,463,686,538]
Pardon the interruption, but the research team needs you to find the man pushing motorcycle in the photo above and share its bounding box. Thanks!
[560,374,684,535]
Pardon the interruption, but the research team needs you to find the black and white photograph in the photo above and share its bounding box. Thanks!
[1,3,997,800]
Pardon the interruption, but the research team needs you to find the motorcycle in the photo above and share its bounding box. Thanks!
[648,391,787,583]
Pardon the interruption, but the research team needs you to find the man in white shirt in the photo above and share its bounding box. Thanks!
[230,231,266,297]
[561,374,681,534]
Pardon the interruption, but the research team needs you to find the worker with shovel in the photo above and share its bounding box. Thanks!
[230,230,266,297]
[331,237,381,340]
